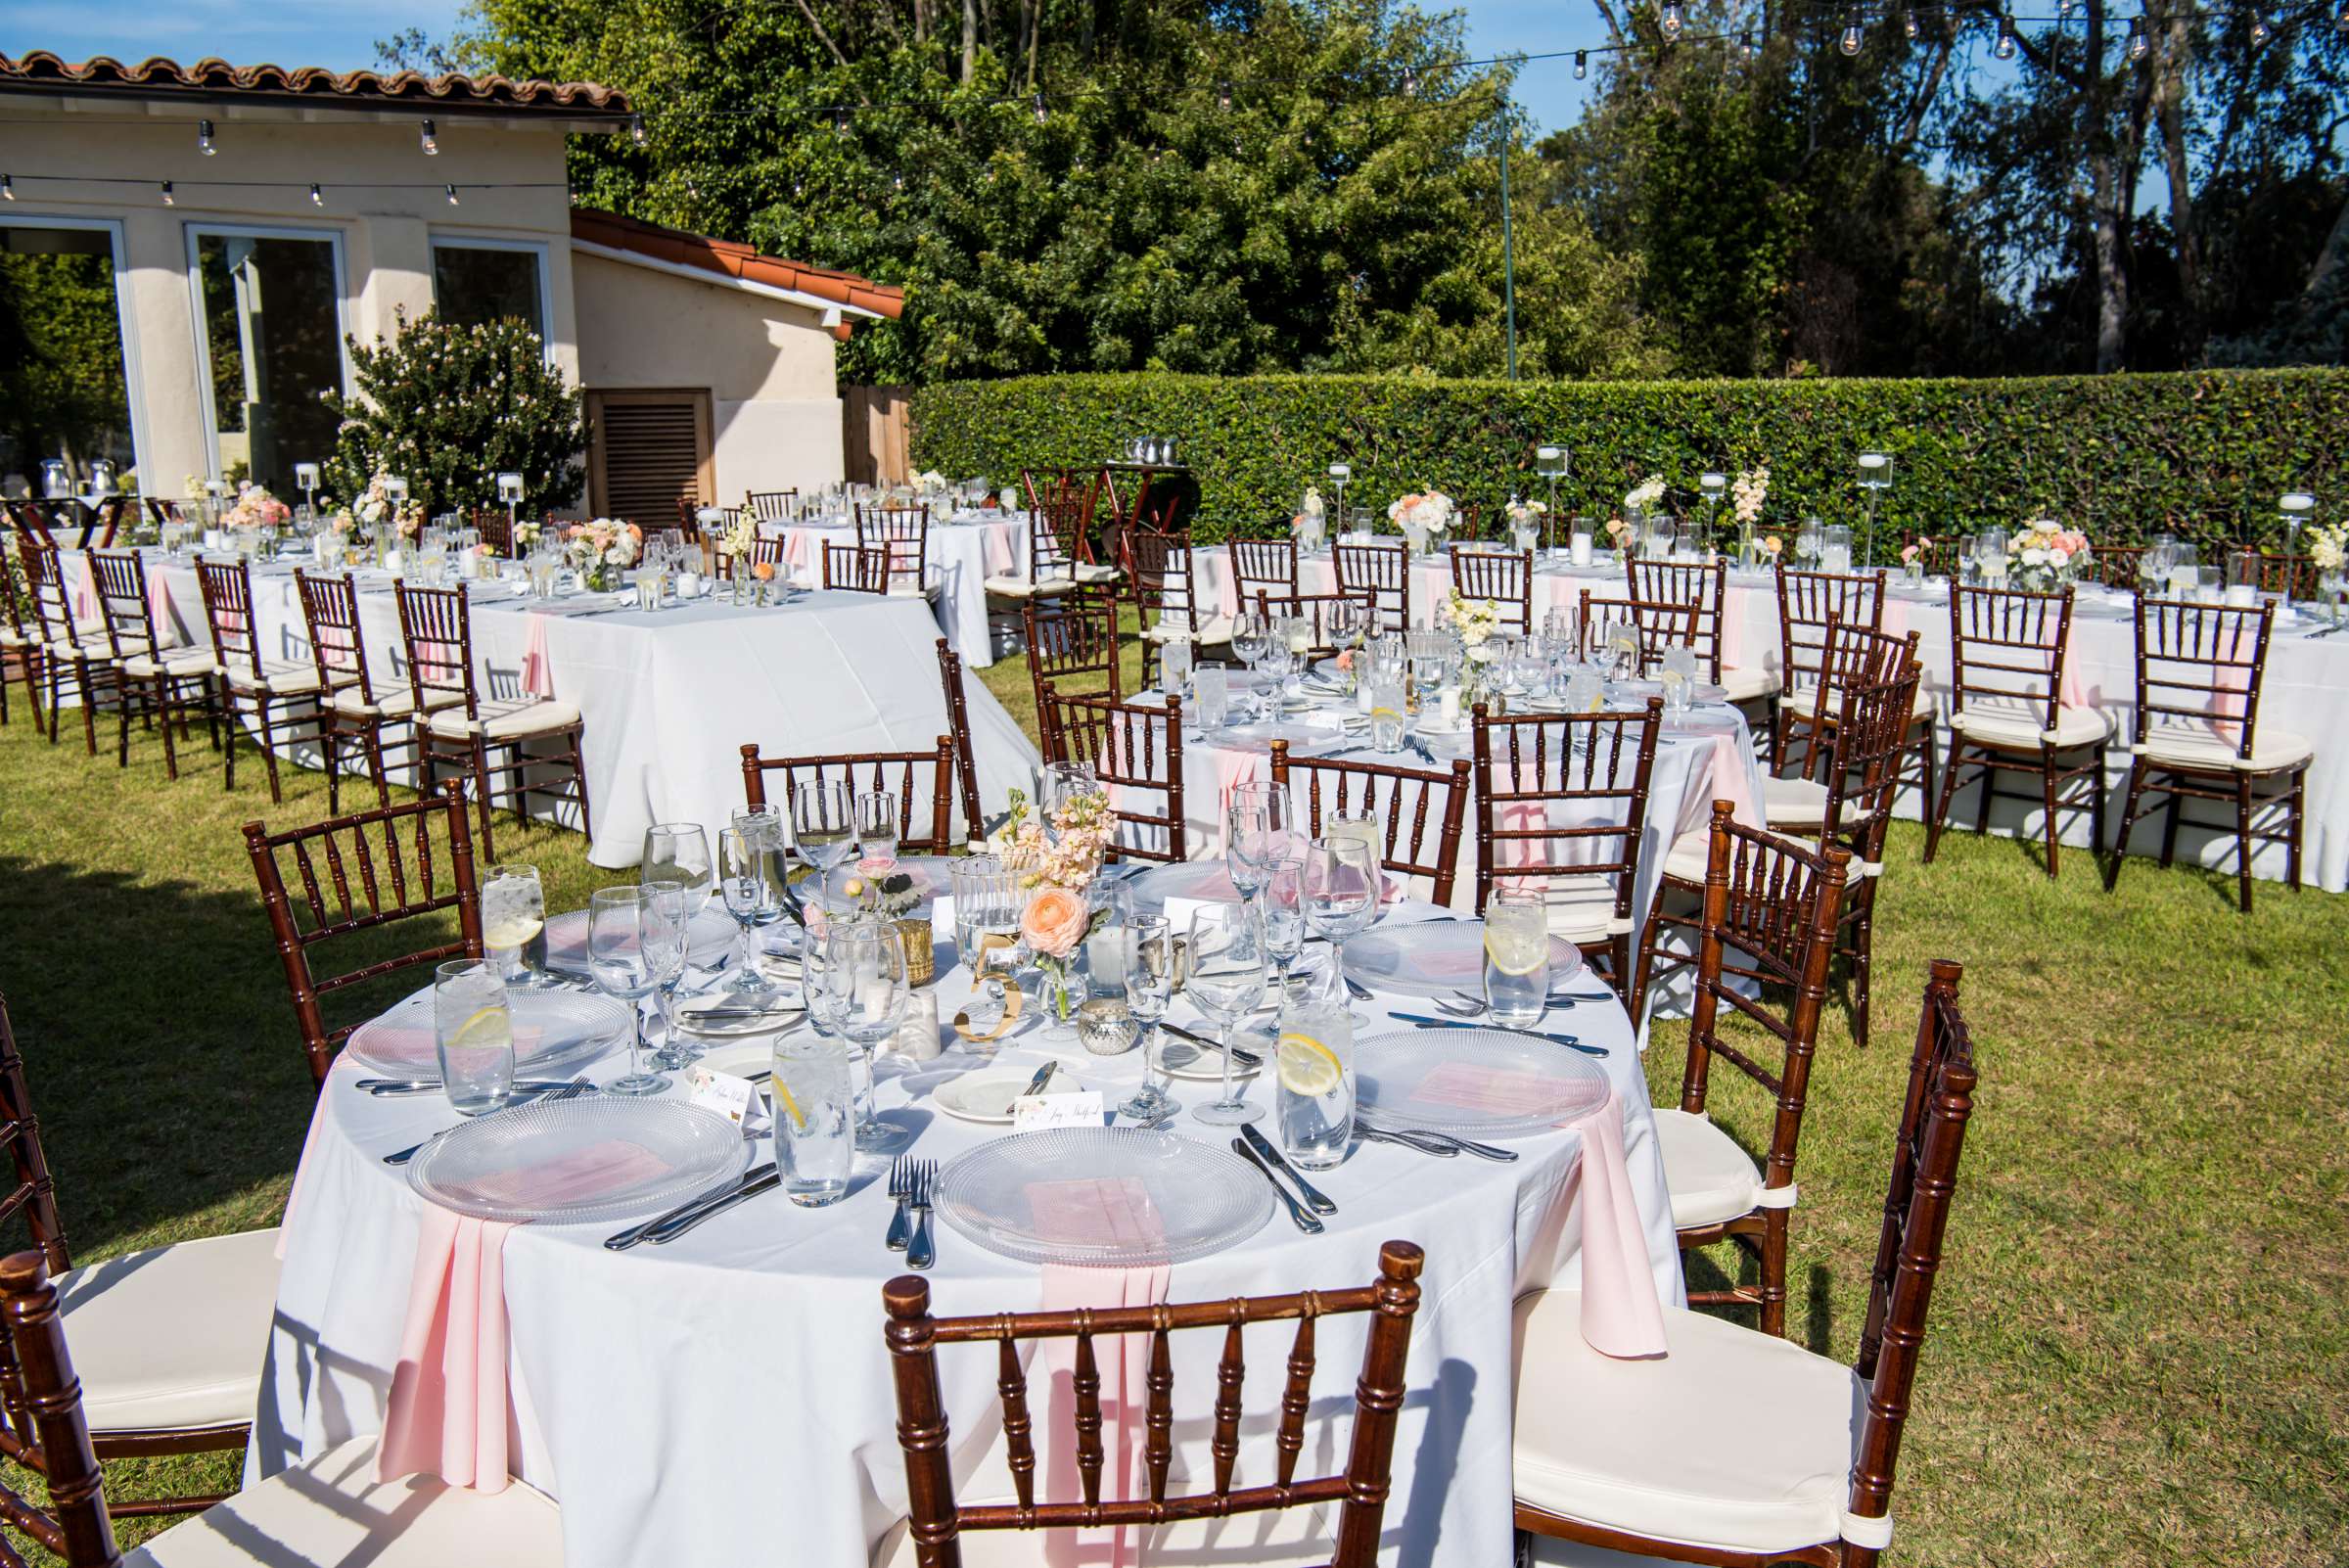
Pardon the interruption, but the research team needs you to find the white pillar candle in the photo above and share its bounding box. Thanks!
[1570,531,1593,567]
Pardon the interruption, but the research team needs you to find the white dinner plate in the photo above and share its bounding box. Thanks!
[932,1069,1093,1125]
[1157,1022,1272,1081]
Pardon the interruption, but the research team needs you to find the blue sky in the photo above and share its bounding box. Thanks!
[2,0,1619,133]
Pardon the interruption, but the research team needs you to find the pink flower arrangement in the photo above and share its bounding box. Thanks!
[224,484,291,530]
[1019,886,1089,959]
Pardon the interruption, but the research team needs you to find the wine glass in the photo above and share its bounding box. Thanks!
[793,778,857,902]
[642,823,714,921]
[816,917,910,1151]
[586,883,687,1096]
[1184,901,1268,1127]
[1116,915,1180,1123]
[1230,611,1270,696]
[948,854,1020,1038]
[1259,857,1307,996]
[856,790,901,868]
[716,825,787,1001]
[1226,781,1300,903]
[1303,837,1380,1000]
[480,863,548,990]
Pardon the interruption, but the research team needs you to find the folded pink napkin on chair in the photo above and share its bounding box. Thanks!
[518,614,558,699]
[1554,1090,1670,1359]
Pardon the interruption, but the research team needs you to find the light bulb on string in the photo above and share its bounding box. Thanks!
[419,118,439,155]
[1905,8,1920,39]
[1403,66,1418,95]
[834,109,851,137]
[1574,50,1589,79]
[2057,0,2073,19]
[1033,93,1047,124]
[2129,16,2149,57]
[445,183,459,206]
[1741,29,1759,60]
[1661,2,1685,41]
[161,180,174,206]
[2248,9,2271,44]
[1995,14,2017,57]
[1218,79,1232,111]
[308,183,324,207]
[198,118,216,156]
[1841,9,1865,54]
[629,115,648,146]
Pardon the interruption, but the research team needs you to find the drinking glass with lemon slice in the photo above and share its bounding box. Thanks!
[1274,993,1354,1171]
[1482,887,1551,1029]
[433,959,516,1115]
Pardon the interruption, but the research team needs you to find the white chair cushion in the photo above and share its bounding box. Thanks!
[1512,1289,1864,1555]
[224,658,328,695]
[331,686,462,721]
[1948,702,2110,750]
[1761,773,1829,829]
[1144,616,1237,645]
[1650,1108,1764,1228]
[427,696,583,741]
[1514,873,1628,943]
[1720,666,1780,702]
[2138,723,2314,773]
[1070,562,1122,584]
[982,575,1075,598]
[0,627,33,649]
[122,648,218,680]
[1661,827,1712,885]
[127,1437,564,1568]
[58,1227,281,1435]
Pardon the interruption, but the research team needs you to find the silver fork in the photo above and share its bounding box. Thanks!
[884,1157,914,1252]
[905,1160,938,1271]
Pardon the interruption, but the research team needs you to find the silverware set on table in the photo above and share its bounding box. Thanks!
[882,1158,940,1269]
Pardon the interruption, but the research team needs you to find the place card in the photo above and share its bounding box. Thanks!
[688,1065,768,1132]
[1012,1089,1105,1130]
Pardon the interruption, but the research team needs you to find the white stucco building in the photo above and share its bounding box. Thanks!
[0,50,902,518]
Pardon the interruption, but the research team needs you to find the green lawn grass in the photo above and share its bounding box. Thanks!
[1,657,2343,1566]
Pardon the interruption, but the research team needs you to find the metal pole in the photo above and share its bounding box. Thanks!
[1498,105,1517,382]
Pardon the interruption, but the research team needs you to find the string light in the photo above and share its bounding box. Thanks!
[1995,14,2018,56]
[834,109,850,137]
[2248,8,2271,43]
[1661,2,1686,41]
[198,118,216,155]
[2129,16,2150,57]
[160,179,173,205]
[444,183,459,205]
[1841,9,1865,53]
[1574,49,1588,79]
[1218,79,1233,111]
[1741,29,1759,60]
[308,182,324,207]
[1032,92,1047,123]
[1,173,12,200]
[629,115,648,146]
[419,118,439,155]
[1905,7,1921,39]
[1403,66,1419,95]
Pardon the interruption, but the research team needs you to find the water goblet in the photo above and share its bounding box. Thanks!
[1259,857,1307,997]
[586,883,687,1096]
[817,916,911,1151]
[1184,901,1268,1127]
[855,789,901,869]
[948,854,1020,1039]
[642,822,714,922]
[1303,837,1380,998]
[480,863,549,990]
[1115,915,1180,1123]
[716,825,787,1002]
[793,778,857,902]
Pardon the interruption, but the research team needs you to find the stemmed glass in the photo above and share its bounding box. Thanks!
[643,823,714,921]
[480,863,549,990]
[1230,612,1270,714]
[1259,857,1307,998]
[948,854,1021,1038]
[856,790,901,867]
[815,917,911,1151]
[716,825,788,1001]
[793,779,857,902]
[586,883,687,1096]
[1226,781,1300,903]
[1184,901,1268,1127]
[1038,760,1101,836]
[1115,915,1179,1124]
[1303,838,1380,1002]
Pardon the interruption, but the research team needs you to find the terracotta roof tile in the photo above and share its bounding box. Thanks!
[0,50,631,116]
[571,208,905,321]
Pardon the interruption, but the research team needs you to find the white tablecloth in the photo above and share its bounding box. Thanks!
[770,513,1032,668]
[135,555,1039,868]
[251,905,1680,1568]
[1188,543,2349,889]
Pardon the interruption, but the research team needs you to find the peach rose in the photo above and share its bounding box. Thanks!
[1020,886,1089,959]
[753,561,776,581]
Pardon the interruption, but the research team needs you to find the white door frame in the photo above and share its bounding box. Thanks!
[0,211,153,486]
[181,220,354,486]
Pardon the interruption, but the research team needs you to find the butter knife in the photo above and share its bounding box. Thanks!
[1160,1022,1263,1068]
[1231,1139,1323,1234]
[606,1167,763,1250]
[1389,1010,1605,1057]
[1024,1061,1058,1098]
[1239,1124,1337,1215]
[644,1168,782,1245]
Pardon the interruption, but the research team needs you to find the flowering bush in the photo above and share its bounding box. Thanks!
[1386,490,1455,539]
[1441,591,1502,664]
[1731,467,1770,529]
[2006,518,2093,590]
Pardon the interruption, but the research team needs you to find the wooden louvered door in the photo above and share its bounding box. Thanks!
[586,389,713,528]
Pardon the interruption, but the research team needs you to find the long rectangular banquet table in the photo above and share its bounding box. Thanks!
[765,509,1032,668]
[1188,542,2349,890]
[251,905,1682,1568]
[120,552,1041,868]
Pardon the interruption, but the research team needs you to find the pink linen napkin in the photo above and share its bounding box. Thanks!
[782,528,814,570]
[1029,1178,1172,1568]
[518,614,558,699]
[981,522,1015,576]
[70,555,98,623]
[1720,585,1752,669]
[1704,733,1760,826]
[1553,1090,1669,1358]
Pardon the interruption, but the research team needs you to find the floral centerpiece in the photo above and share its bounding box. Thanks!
[1441,592,1501,666]
[713,512,758,567]
[1503,496,1547,550]
[223,483,291,531]
[841,858,936,986]
[2309,522,2347,623]
[1292,485,1327,552]
[513,517,544,552]
[1730,467,1770,564]
[2005,519,2092,592]
[1900,534,1936,581]
[984,786,1114,1024]
[1387,490,1455,552]
[913,470,949,496]
[565,518,642,592]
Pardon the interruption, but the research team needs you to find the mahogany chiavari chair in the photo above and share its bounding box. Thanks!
[1922,583,2109,878]
[745,488,800,523]
[1250,587,1375,660]
[470,505,513,557]
[21,538,119,754]
[2,497,57,545]
[1037,683,1186,862]
[1774,566,1937,801]
[1469,698,1665,999]
[296,569,438,814]
[2256,552,2315,602]
[856,503,933,596]
[1626,558,1727,683]
[1128,528,1227,689]
[395,583,592,864]
[1332,538,1411,634]
[243,779,485,1085]
[883,1240,1424,1568]
[934,637,986,842]
[2105,598,2309,912]
[1451,545,1535,636]
[0,1248,566,1566]
[194,556,326,804]
[141,495,183,537]
[739,738,957,853]
[91,548,219,781]
[743,532,795,585]
[1513,959,1982,1568]
[0,546,45,730]
[0,992,283,1519]
[821,540,891,595]
[1017,468,1119,587]
[1229,536,1301,607]
[2095,544,2146,589]
[1915,534,1962,580]
[1021,594,1123,716]
[1574,594,1699,678]
[1649,802,1849,1335]
[1269,739,1473,905]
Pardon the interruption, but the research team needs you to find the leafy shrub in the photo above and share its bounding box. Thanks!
[910,368,2348,551]
[323,311,583,519]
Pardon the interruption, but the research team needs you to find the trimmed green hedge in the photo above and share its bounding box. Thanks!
[908,369,2347,550]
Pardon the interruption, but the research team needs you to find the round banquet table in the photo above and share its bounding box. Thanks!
[1186,540,2349,890]
[100,550,1040,869]
[251,903,1682,1568]
[769,511,1032,669]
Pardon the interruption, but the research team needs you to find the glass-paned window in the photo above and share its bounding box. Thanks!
[433,244,546,340]
[195,232,344,498]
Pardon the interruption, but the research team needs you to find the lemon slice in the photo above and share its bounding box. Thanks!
[1369,706,1401,722]
[768,1076,807,1130]
[1484,927,1548,978]
[449,1006,513,1054]
[1276,1032,1345,1097]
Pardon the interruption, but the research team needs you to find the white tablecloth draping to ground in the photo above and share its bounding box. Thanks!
[134,554,1039,868]
[1184,543,2349,890]
[251,905,1682,1568]
[769,512,1033,669]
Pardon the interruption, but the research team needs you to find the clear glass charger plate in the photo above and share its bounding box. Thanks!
[543,903,735,975]
[933,1128,1273,1268]
[344,989,630,1077]
[1354,1028,1609,1138]
[405,1096,751,1224]
[1344,921,1583,999]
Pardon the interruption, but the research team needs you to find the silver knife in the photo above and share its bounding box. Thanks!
[1231,1139,1323,1234]
[1356,1124,1457,1157]
[1160,1021,1263,1068]
[1023,1061,1058,1098]
[1358,1114,1520,1163]
[1389,1011,1606,1057]
[645,1168,782,1245]
[1239,1123,1337,1214]
[606,1167,762,1250]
